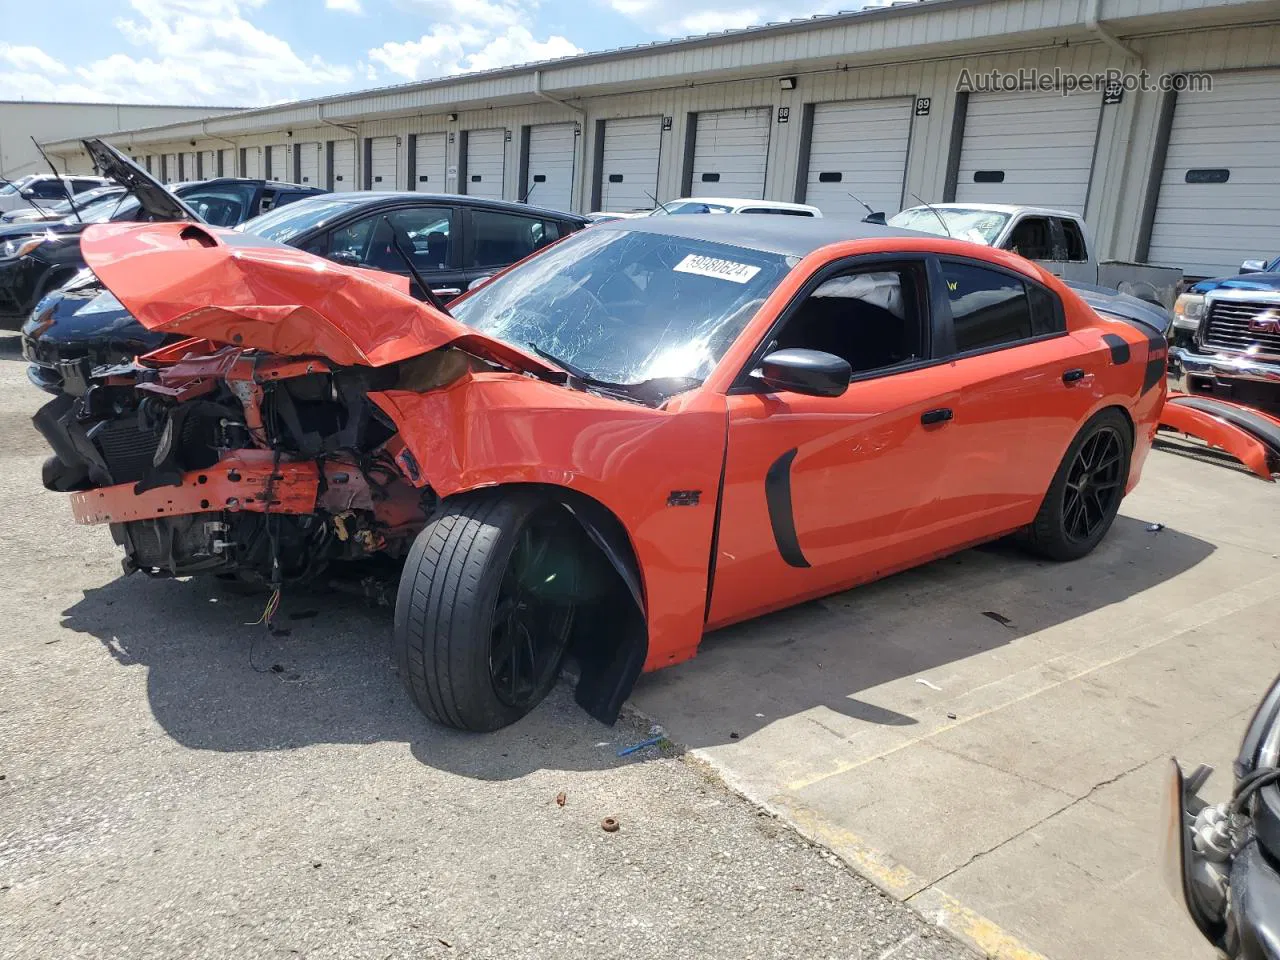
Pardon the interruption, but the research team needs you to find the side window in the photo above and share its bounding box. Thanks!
[1004,217,1053,260]
[273,191,313,209]
[771,265,926,375]
[1060,219,1088,262]
[71,180,99,194]
[468,210,561,268]
[942,261,1063,352]
[27,180,68,199]
[178,184,258,226]
[328,206,453,273]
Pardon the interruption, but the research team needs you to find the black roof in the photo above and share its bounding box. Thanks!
[314,191,589,223]
[593,213,930,257]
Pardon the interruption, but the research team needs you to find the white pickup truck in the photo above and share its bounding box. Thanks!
[887,202,1182,309]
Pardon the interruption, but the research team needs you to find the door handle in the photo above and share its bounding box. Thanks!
[431,287,462,297]
[921,407,953,425]
[1062,368,1086,384]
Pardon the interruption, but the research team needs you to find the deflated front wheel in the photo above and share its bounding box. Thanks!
[393,491,577,732]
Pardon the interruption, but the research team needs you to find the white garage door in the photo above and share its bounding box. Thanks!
[198,150,215,180]
[1147,70,1280,277]
[413,133,447,192]
[216,149,231,178]
[525,123,576,209]
[162,153,178,183]
[297,142,321,187]
[692,107,771,200]
[241,146,263,179]
[804,98,913,217]
[266,145,289,181]
[601,116,662,212]
[332,139,356,192]
[368,136,397,189]
[955,90,1100,214]
[179,152,196,180]
[465,129,506,200]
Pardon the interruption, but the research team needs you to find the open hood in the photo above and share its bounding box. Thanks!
[80,220,558,374]
[82,138,204,223]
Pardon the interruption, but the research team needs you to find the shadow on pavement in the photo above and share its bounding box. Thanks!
[58,572,653,781]
[58,513,1213,776]
[631,513,1215,748]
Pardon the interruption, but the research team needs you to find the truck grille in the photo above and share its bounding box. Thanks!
[1202,299,1280,358]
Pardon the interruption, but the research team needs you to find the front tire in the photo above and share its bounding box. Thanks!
[394,491,577,732]
[1024,409,1132,562]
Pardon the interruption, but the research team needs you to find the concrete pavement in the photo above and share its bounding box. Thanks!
[634,440,1278,960]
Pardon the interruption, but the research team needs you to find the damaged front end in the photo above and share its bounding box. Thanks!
[33,340,467,583]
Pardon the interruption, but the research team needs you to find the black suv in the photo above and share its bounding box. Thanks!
[24,185,589,394]
[1,140,326,330]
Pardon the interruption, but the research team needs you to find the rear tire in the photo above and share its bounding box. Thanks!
[1023,409,1132,562]
[394,491,576,732]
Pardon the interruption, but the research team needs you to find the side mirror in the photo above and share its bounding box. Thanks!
[757,348,851,398]
[862,211,887,225]
[1240,259,1269,274]
[467,275,493,291]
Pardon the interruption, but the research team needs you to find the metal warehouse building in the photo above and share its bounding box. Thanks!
[44,0,1280,278]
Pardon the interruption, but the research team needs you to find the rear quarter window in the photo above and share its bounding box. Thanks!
[942,260,1065,352]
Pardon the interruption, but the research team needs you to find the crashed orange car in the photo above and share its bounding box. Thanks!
[34,215,1167,731]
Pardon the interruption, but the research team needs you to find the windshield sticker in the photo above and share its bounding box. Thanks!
[673,254,761,284]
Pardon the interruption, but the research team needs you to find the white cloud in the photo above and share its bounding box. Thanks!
[369,12,581,81]
[326,0,364,12]
[0,0,352,106]
[0,43,69,76]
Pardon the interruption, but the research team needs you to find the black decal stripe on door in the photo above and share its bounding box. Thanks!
[765,448,811,569]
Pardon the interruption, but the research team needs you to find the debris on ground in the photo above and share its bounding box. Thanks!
[981,611,1015,628]
[601,817,620,833]
[1147,522,1165,533]
[729,732,739,740]
[617,736,664,757]
[915,678,942,691]
[555,791,566,807]
[947,713,958,720]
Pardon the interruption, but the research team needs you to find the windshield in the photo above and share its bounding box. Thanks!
[241,197,355,243]
[655,201,734,216]
[887,207,1011,245]
[81,195,141,223]
[450,227,793,387]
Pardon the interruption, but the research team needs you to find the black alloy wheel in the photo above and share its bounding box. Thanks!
[488,519,576,710]
[1061,426,1126,543]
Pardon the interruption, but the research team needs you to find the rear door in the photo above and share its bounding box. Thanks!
[934,256,1098,536]
[460,206,567,292]
[320,202,460,301]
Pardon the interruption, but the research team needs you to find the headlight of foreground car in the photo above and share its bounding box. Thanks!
[1173,293,1206,332]
[0,236,45,260]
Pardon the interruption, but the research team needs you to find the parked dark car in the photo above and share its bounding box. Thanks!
[1169,254,1280,417]
[0,185,127,224]
[24,189,590,394]
[1,139,326,330]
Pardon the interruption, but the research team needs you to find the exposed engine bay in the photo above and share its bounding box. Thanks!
[33,339,483,584]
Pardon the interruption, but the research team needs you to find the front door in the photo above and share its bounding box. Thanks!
[707,258,964,629]
[320,203,463,302]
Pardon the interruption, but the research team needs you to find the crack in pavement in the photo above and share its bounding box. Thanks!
[905,756,1152,900]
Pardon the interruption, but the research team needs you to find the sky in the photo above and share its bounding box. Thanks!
[0,0,890,108]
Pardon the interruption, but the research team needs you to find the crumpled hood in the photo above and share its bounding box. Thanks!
[81,220,557,373]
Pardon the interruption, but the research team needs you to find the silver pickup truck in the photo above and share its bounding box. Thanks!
[888,202,1183,310]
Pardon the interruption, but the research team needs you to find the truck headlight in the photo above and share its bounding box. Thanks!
[0,236,45,260]
[1173,293,1206,333]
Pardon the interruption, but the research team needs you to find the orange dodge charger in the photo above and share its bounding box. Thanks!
[33,214,1167,731]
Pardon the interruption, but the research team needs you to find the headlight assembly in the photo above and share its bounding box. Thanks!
[1172,293,1206,333]
[0,236,47,260]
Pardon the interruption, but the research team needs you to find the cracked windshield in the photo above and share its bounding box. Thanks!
[450,227,794,386]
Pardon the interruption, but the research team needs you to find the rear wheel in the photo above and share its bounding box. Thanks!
[1024,409,1131,561]
[393,491,577,731]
